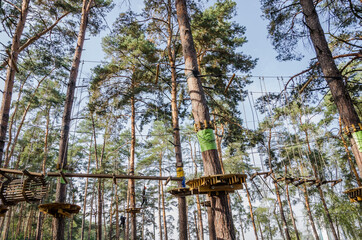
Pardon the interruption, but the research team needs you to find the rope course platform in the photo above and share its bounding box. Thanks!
[0,205,8,217]
[344,187,362,203]
[0,169,47,206]
[186,174,247,196]
[125,208,142,214]
[168,187,199,197]
[38,203,81,218]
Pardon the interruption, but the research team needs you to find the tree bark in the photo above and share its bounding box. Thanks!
[175,1,235,239]
[53,1,93,239]
[0,0,30,166]
[300,0,362,176]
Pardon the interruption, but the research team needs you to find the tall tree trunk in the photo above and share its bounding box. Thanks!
[159,154,168,240]
[273,210,286,240]
[158,180,163,240]
[188,141,204,240]
[81,139,93,240]
[109,185,114,240]
[1,207,12,240]
[258,220,265,240]
[194,211,199,240]
[206,196,216,240]
[245,183,259,240]
[88,186,95,240]
[301,120,339,240]
[300,0,362,176]
[129,78,137,240]
[97,180,102,240]
[53,1,93,239]
[166,1,189,238]
[266,128,291,240]
[284,167,300,240]
[175,1,235,238]
[16,203,24,236]
[0,0,30,166]
[302,185,320,240]
[239,217,245,240]
[115,184,120,240]
[35,106,51,240]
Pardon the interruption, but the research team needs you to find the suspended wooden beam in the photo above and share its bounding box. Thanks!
[0,168,183,181]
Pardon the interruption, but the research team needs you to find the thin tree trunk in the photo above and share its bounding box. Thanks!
[88,185,95,240]
[97,180,102,240]
[1,207,12,240]
[266,128,291,240]
[109,185,114,240]
[284,167,300,240]
[115,184,120,240]
[245,183,259,240]
[0,0,30,166]
[35,107,51,240]
[300,0,362,176]
[207,196,216,240]
[159,154,168,240]
[302,185,319,240]
[125,183,130,240]
[175,1,235,238]
[69,193,75,240]
[53,1,93,239]
[166,0,188,238]
[258,220,265,240]
[302,121,338,240]
[239,217,245,240]
[273,210,285,240]
[194,211,199,240]
[188,141,204,240]
[129,78,137,240]
[81,139,93,240]
[158,180,163,240]
[16,203,24,235]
